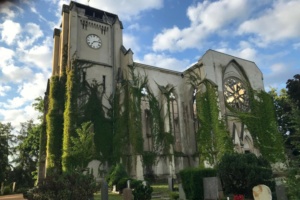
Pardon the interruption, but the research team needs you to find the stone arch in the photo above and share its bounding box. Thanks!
[169,90,181,152]
[243,133,254,154]
[223,59,250,84]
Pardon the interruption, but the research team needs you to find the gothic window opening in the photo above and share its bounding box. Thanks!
[192,88,199,133]
[169,92,181,152]
[224,77,249,111]
[145,109,152,151]
[102,75,106,92]
[141,87,152,151]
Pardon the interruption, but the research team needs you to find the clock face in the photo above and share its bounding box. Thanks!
[86,34,102,49]
[224,78,249,111]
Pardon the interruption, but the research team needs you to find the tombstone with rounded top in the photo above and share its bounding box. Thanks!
[252,184,272,200]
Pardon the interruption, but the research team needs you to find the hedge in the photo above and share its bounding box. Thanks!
[179,168,217,200]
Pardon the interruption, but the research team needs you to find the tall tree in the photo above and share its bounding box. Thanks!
[286,74,300,110]
[10,97,44,187]
[269,88,292,136]
[0,122,13,184]
[270,74,300,199]
[12,120,41,187]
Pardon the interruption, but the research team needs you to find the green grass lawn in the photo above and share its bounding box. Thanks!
[94,192,122,200]
[94,183,176,200]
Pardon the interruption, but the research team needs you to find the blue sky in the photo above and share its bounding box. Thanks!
[0,0,299,128]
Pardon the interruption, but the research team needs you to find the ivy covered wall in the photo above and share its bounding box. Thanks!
[196,80,233,167]
[45,57,284,177]
[230,90,285,162]
[46,76,65,172]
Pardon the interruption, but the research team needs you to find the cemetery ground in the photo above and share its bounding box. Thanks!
[94,183,172,200]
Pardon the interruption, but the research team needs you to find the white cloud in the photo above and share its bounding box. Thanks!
[264,63,300,89]
[238,0,300,45]
[2,72,49,109]
[137,53,191,71]
[187,0,250,30]
[0,20,21,45]
[19,37,53,71]
[76,0,163,21]
[293,42,300,50]
[216,47,257,62]
[1,64,33,83]
[127,23,151,32]
[5,97,26,109]
[0,47,14,67]
[123,33,140,53]
[152,0,252,52]
[18,73,48,102]
[0,84,11,96]
[17,23,44,49]
[0,105,39,128]
[0,1,23,19]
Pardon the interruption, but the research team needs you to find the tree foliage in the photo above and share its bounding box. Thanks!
[68,121,97,169]
[0,122,13,184]
[280,74,300,199]
[12,120,41,187]
[218,153,274,197]
[286,74,300,110]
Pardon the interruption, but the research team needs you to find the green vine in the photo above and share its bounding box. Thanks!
[46,76,65,172]
[113,65,174,169]
[196,80,233,167]
[229,90,285,162]
[62,59,79,172]
[148,90,173,154]
[81,79,113,163]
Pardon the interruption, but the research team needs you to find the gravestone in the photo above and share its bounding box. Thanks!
[168,177,174,191]
[275,185,287,200]
[101,180,108,200]
[123,188,132,200]
[253,184,272,200]
[142,181,147,186]
[112,185,117,193]
[203,177,219,200]
[127,179,131,188]
[12,182,16,193]
[178,183,186,200]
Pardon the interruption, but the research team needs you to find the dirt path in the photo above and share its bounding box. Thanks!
[0,194,25,200]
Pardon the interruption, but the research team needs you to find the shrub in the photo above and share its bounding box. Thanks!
[169,191,179,200]
[26,169,97,200]
[3,186,11,195]
[179,168,217,200]
[117,177,143,193]
[132,182,153,200]
[218,153,274,197]
[286,167,300,200]
[106,163,128,187]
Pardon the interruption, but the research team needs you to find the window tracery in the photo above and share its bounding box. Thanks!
[224,77,249,111]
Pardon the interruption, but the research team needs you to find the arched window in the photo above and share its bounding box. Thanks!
[224,77,249,112]
[169,92,181,152]
[141,87,152,151]
[192,88,200,133]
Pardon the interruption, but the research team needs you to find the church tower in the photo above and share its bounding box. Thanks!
[39,1,134,181]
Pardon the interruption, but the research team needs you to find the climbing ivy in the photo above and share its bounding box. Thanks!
[62,59,79,172]
[46,76,65,172]
[148,90,173,155]
[81,79,113,164]
[46,60,179,173]
[196,80,233,167]
[113,64,174,169]
[229,90,285,162]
